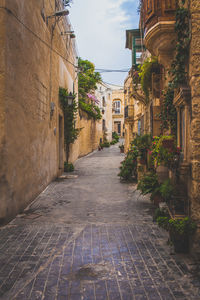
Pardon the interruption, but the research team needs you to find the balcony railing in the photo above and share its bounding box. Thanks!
[142,0,177,36]
[125,105,134,119]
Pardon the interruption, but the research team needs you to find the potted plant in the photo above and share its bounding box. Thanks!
[64,162,74,172]
[119,144,124,153]
[118,147,138,181]
[132,134,152,165]
[137,172,159,195]
[156,216,197,253]
[152,135,180,183]
[168,217,197,253]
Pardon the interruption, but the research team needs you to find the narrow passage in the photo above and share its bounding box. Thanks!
[0,144,199,299]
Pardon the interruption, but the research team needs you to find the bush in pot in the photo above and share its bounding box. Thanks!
[168,217,197,253]
[118,146,138,181]
[137,172,159,195]
[156,215,197,253]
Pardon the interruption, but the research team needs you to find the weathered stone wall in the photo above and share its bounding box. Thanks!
[69,112,102,162]
[0,0,101,223]
[189,0,200,223]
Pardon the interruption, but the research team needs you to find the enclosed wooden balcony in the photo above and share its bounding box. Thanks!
[125,105,134,121]
[142,0,177,63]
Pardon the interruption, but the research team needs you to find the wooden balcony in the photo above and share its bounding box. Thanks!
[125,105,134,121]
[142,0,177,64]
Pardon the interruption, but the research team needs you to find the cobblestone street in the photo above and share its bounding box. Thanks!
[0,144,200,299]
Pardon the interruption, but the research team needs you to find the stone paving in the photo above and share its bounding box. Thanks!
[0,144,200,299]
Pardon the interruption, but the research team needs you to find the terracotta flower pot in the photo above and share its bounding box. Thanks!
[156,165,169,183]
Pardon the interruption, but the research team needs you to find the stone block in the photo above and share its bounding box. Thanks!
[191,140,200,160]
[190,180,200,202]
[191,161,200,180]
[191,17,200,36]
[190,36,200,55]
[190,0,200,12]
[191,97,200,117]
[190,76,200,97]
[190,54,200,75]
[190,119,200,140]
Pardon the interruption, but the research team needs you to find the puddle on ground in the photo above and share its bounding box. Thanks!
[69,262,115,281]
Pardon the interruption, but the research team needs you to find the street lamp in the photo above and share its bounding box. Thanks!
[46,9,69,24]
[66,92,74,106]
[61,31,76,38]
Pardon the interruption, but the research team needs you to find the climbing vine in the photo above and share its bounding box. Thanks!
[139,56,160,101]
[170,0,190,87]
[159,84,177,134]
[59,87,81,163]
[79,100,102,120]
[159,0,189,134]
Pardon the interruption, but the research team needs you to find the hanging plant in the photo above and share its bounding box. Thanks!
[59,87,82,163]
[138,57,160,101]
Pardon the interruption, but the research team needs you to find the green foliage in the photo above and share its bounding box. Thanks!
[169,217,197,236]
[170,5,190,88]
[112,132,119,142]
[119,144,124,151]
[118,146,138,181]
[159,3,189,134]
[64,162,74,172]
[159,179,174,202]
[137,172,159,195]
[154,208,169,221]
[152,135,180,168]
[59,87,81,162]
[102,141,110,148]
[78,58,101,101]
[156,215,197,237]
[79,100,102,120]
[132,134,152,163]
[159,86,177,134]
[156,216,170,231]
[139,57,160,100]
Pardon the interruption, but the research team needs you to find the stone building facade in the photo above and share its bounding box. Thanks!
[125,0,200,252]
[112,89,125,137]
[95,83,113,142]
[124,30,161,153]
[0,0,103,223]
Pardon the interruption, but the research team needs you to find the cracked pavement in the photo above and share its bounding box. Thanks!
[0,144,200,299]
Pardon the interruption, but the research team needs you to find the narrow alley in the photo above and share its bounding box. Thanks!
[0,144,199,300]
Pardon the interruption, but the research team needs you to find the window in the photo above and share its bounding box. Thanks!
[138,120,141,135]
[113,100,121,114]
[102,119,106,131]
[102,96,106,107]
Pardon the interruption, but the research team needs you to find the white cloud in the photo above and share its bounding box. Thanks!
[69,0,139,85]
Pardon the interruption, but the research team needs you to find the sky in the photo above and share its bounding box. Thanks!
[69,0,140,87]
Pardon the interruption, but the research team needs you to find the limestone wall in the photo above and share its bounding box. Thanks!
[189,0,200,222]
[69,112,102,162]
[0,0,101,223]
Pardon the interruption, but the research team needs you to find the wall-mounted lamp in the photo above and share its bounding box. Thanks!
[46,9,69,24]
[61,31,76,38]
[66,92,74,106]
